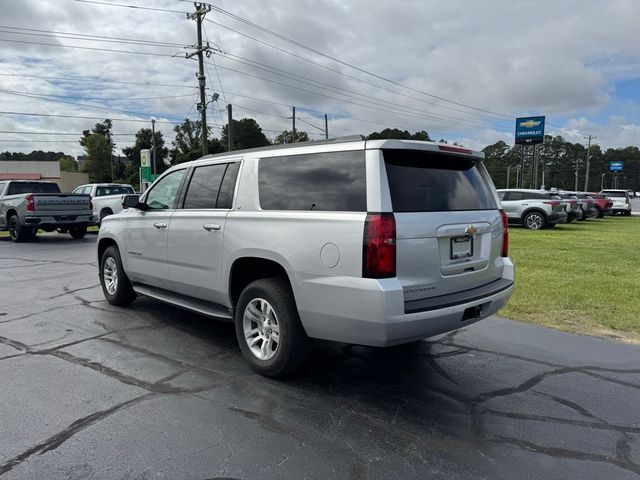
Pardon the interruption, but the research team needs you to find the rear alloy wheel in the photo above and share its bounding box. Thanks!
[8,215,34,242]
[69,225,87,239]
[523,212,545,230]
[235,278,310,377]
[100,246,136,306]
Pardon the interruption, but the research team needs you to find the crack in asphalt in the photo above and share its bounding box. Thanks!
[0,256,96,267]
[0,393,156,476]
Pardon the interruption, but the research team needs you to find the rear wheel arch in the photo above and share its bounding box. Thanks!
[228,257,296,309]
[6,209,17,224]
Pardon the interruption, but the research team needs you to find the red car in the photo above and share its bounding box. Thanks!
[588,193,614,218]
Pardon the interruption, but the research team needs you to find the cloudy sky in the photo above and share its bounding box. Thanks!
[1,0,639,157]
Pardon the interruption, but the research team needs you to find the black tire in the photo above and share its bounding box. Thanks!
[596,207,604,218]
[625,210,632,217]
[100,246,136,306]
[8,215,34,242]
[69,225,87,239]
[523,211,546,230]
[99,208,113,222]
[235,278,310,377]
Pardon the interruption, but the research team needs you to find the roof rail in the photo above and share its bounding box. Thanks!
[195,134,367,161]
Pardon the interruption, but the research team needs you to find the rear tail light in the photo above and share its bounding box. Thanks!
[25,194,34,212]
[363,213,396,278]
[88,195,93,211]
[543,201,560,207]
[499,209,509,257]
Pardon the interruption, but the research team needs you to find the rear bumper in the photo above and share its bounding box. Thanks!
[24,215,93,228]
[566,210,582,221]
[296,258,515,347]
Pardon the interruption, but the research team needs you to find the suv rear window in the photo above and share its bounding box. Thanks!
[96,186,134,196]
[601,191,626,198]
[7,182,61,195]
[259,151,366,211]
[383,149,497,212]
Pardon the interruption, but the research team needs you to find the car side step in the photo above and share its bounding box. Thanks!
[133,284,234,321]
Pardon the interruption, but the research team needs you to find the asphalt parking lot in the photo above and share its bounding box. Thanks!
[1,235,640,480]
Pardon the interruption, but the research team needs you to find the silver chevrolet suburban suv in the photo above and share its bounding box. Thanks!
[98,137,514,376]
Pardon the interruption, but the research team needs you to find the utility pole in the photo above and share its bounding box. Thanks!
[187,3,212,156]
[151,118,157,176]
[227,104,233,151]
[324,114,328,140]
[292,106,296,143]
[583,135,595,192]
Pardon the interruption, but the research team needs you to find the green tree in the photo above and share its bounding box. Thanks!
[367,128,431,141]
[79,120,114,182]
[169,119,224,164]
[58,155,77,172]
[83,134,112,182]
[80,119,113,148]
[274,130,309,144]
[122,128,170,185]
[221,118,270,151]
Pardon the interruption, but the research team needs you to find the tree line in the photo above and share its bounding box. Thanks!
[3,118,638,192]
[482,137,640,192]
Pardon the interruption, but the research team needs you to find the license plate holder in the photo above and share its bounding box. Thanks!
[450,235,473,260]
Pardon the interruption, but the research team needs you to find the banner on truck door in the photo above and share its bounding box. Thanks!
[515,116,545,145]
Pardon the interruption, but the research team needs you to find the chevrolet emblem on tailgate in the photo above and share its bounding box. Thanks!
[465,226,478,236]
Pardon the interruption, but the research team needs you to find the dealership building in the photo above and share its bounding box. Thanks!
[0,161,89,192]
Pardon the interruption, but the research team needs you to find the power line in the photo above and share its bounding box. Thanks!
[206,61,499,131]
[197,3,514,119]
[0,26,186,48]
[218,53,500,129]
[0,72,198,90]
[73,0,188,15]
[0,111,179,125]
[0,88,189,121]
[0,88,195,102]
[0,37,178,57]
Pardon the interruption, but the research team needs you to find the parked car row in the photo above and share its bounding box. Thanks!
[0,181,138,242]
[497,188,629,230]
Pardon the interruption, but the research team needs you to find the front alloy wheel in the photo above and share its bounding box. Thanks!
[103,256,119,295]
[100,246,136,306]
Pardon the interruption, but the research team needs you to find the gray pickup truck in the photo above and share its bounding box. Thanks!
[0,180,93,242]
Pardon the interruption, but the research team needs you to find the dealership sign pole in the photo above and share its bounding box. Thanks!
[515,116,545,188]
[610,161,623,189]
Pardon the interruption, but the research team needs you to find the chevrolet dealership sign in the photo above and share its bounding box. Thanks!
[515,116,545,145]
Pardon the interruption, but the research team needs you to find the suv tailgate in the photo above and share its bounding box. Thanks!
[383,149,506,303]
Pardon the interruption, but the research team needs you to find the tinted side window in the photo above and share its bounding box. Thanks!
[183,164,227,209]
[217,162,240,209]
[384,149,497,212]
[145,169,186,210]
[259,151,366,211]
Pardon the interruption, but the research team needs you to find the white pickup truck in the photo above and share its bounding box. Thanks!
[72,183,137,224]
[0,180,93,242]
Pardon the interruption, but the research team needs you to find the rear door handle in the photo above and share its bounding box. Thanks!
[203,224,221,231]
[153,222,167,229]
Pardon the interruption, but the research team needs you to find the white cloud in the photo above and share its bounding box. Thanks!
[0,0,639,156]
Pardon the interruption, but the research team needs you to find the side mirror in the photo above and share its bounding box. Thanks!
[122,194,144,209]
